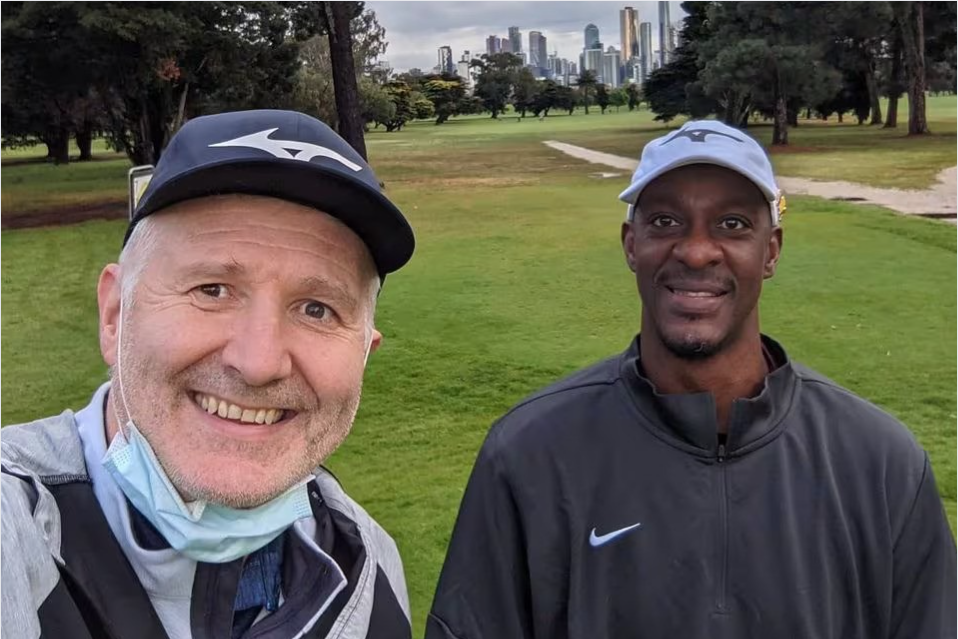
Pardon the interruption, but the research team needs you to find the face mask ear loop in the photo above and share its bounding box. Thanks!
[112,300,135,437]
[363,333,374,368]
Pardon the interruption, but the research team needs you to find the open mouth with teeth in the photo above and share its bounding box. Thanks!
[666,287,727,297]
[193,393,291,425]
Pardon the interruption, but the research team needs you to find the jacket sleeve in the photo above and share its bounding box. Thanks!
[1,473,61,639]
[426,431,533,639]
[888,455,957,639]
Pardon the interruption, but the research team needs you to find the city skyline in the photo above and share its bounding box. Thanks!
[366,1,684,73]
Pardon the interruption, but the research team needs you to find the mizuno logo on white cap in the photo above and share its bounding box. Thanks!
[209,128,362,172]
[661,128,744,145]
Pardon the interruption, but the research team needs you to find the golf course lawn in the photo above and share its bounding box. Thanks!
[2,98,955,634]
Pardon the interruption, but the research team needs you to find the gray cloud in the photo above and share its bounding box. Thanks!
[365,1,685,71]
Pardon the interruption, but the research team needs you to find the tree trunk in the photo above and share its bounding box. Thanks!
[76,125,93,161]
[772,92,788,146]
[865,60,882,125]
[47,127,71,165]
[324,1,367,159]
[884,29,903,128]
[172,82,190,136]
[897,2,929,135]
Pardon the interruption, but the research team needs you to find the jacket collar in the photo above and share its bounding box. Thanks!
[619,334,798,457]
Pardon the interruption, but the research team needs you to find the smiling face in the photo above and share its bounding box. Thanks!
[622,164,782,359]
[97,195,381,508]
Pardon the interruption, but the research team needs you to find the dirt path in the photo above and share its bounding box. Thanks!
[544,140,957,222]
[1,201,127,230]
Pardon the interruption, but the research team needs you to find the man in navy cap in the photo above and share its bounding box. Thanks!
[426,120,955,639]
[2,110,415,638]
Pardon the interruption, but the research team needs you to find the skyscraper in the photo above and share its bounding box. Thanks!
[508,26,522,54]
[485,35,501,56]
[658,1,672,67]
[456,60,474,91]
[639,22,652,83]
[438,46,454,74]
[603,46,621,88]
[620,7,640,63]
[529,31,548,71]
[584,23,600,50]
[583,47,604,83]
[501,37,513,53]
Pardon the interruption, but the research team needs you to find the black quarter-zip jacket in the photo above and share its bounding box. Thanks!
[426,336,956,639]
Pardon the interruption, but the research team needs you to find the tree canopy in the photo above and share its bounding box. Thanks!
[643,1,956,142]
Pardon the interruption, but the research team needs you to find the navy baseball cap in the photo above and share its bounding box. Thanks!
[126,110,414,276]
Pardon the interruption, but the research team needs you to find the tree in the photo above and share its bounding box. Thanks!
[292,6,387,129]
[512,68,538,117]
[610,88,629,112]
[882,20,905,128]
[575,70,598,114]
[471,52,523,118]
[320,2,367,158]
[531,80,560,117]
[825,2,894,126]
[894,2,928,134]
[76,3,324,165]
[359,77,395,130]
[642,1,719,123]
[411,93,435,120]
[554,85,577,115]
[700,3,840,144]
[626,83,641,111]
[422,74,467,124]
[1,2,100,163]
[595,84,611,114]
[381,81,415,131]
[644,64,689,123]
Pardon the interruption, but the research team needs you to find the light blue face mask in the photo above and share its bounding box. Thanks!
[102,301,371,563]
[103,422,312,563]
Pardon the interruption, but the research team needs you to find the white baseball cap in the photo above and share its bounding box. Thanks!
[618,120,782,225]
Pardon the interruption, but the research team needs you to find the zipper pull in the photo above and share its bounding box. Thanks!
[717,443,727,463]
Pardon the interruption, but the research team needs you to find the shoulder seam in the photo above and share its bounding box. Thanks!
[499,375,623,421]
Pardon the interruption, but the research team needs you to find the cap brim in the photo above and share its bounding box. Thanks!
[618,155,778,206]
[130,159,414,276]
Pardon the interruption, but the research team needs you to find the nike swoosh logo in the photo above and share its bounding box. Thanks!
[589,522,642,547]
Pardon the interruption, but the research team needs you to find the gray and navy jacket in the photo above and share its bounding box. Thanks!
[1,384,411,639]
[427,335,956,639]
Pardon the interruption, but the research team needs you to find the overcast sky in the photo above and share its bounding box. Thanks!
[365,1,686,71]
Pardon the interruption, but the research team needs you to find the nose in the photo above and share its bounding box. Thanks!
[671,226,723,270]
[221,299,292,387]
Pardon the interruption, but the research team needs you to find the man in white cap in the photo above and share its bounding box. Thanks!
[426,121,955,639]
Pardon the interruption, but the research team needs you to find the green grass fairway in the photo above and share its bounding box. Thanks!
[2,97,955,634]
[3,96,955,215]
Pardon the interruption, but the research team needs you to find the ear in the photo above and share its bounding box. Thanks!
[763,226,784,279]
[97,264,123,367]
[621,221,637,273]
[368,329,384,355]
